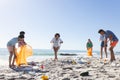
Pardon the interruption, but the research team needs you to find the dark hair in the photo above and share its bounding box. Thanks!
[20,31,25,35]
[18,35,24,38]
[55,33,60,37]
[98,29,104,33]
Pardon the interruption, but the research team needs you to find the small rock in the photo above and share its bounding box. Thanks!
[80,72,89,76]
[62,78,70,80]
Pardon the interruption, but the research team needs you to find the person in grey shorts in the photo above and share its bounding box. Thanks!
[7,31,25,68]
[99,34,107,59]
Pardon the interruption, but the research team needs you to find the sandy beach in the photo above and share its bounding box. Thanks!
[0,56,120,80]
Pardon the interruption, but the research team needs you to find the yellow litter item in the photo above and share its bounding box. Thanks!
[87,48,92,56]
[72,60,77,65]
[15,45,33,66]
[41,75,48,80]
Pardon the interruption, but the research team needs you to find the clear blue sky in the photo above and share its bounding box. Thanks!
[0,0,120,51]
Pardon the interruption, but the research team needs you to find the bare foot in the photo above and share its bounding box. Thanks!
[11,64,16,69]
[54,58,58,61]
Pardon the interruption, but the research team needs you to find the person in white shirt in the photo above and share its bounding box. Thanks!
[50,33,63,61]
[7,31,25,68]
[99,34,107,59]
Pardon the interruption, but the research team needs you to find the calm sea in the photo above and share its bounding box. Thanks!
[0,48,119,61]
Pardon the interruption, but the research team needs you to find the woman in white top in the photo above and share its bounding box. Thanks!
[50,33,63,61]
[7,31,25,68]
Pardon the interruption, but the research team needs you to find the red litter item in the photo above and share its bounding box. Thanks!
[41,64,44,69]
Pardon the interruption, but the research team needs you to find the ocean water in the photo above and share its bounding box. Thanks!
[0,48,97,60]
[0,48,119,61]
[0,48,100,55]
